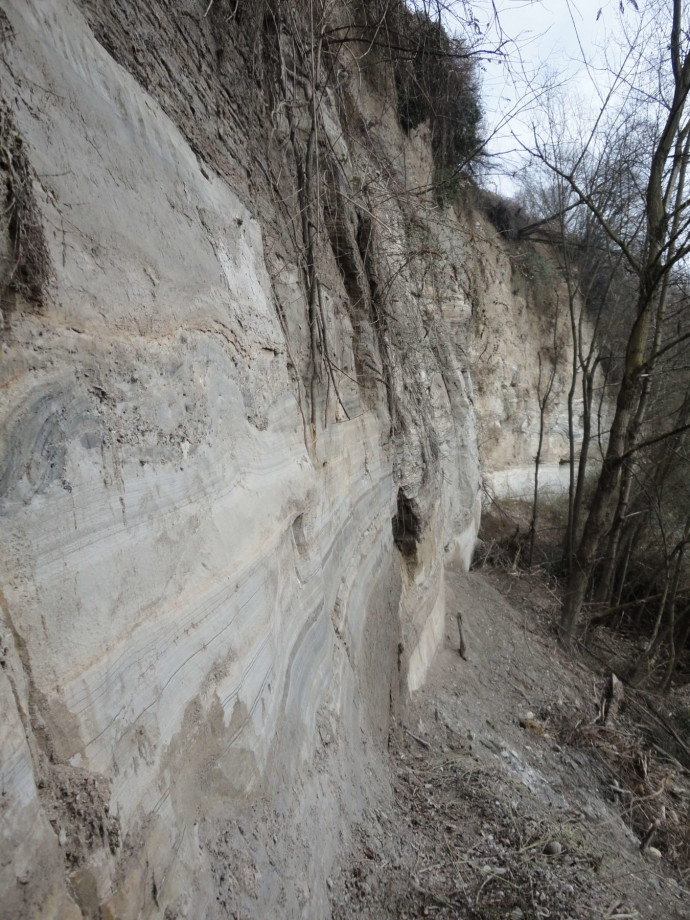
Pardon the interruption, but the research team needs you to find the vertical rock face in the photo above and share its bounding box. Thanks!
[0,1,480,916]
[458,204,596,501]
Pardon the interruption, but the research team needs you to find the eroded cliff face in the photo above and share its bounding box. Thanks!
[459,207,589,502]
[0,2,481,917]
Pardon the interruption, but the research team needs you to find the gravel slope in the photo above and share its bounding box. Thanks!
[329,566,690,920]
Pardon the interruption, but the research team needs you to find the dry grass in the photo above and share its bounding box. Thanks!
[548,683,690,872]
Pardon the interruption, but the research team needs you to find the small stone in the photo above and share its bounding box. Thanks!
[327,877,333,889]
[543,840,562,856]
[58,827,68,847]
[525,711,535,720]
[510,910,524,920]
[647,846,662,858]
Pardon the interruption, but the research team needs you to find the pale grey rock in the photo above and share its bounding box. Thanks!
[0,0,483,917]
[462,209,605,501]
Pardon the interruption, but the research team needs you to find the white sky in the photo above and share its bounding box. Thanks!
[463,0,630,195]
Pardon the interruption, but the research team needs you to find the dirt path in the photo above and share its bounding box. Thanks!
[329,567,690,919]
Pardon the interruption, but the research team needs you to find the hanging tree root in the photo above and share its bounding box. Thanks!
[0,96,51,314]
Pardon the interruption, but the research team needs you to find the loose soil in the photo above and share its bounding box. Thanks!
[329,565,690,919]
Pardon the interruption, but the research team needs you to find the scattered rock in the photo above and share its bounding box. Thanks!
[330,569,688,920]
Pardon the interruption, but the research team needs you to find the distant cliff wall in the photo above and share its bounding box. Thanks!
[458,201,594,502]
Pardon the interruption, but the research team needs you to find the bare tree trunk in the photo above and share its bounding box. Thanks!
[613,521,637,608]
[557,0,690,642]
[572,365,595,541]
[596,464,634,604]
[529,323,559,566]
[564,287,579,572]
[660,550,683,692]
[658,516,690,690]
[561,299,652,640]
[628,570,671,687]
[595,131,689,604]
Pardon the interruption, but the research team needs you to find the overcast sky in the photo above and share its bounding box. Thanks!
[463,0,629,195]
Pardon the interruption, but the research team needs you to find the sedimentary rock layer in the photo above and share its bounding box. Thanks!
[0,1,480,916]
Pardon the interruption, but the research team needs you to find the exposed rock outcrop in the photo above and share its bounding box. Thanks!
[0,2,484,916]
[458,201,593,501]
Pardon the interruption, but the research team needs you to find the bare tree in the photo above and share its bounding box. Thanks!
[522,0,690,645]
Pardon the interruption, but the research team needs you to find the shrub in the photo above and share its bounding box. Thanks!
[393,8,483,191]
